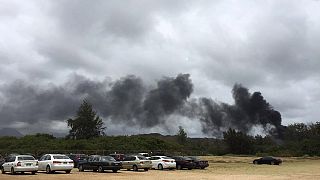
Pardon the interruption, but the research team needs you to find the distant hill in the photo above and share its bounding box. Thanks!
[0,128,23,137]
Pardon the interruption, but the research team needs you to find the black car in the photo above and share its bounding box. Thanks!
[68,154,88,168]
[78,155,122,173]
[171,156,195,170]
[188,156,209,169]
[253,156,282,165]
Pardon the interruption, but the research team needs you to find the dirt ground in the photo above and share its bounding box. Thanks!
[1,156,320,180]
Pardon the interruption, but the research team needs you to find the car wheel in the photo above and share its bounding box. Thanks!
[11,167,16,175]
[46,165,51,174]
[177,164,182,170]
[31,171,36,175]
[79,165,84,172]
[133,165,138,172]
[112,169,118,173]
[98,166,104,173]
[253,161,258,165]
[158,164,163,170]
[270,161,275,165]
[144,168,149,171]
[1,167,5,174]
[188,168,192,170]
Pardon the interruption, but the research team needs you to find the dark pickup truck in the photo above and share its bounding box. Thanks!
[171,156,195,170]
[188,156,209,169]
[78,155,122,173]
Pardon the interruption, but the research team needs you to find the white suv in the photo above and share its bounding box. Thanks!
[38,154,73,174]
[149,156,176,170]
[1,155,38,175]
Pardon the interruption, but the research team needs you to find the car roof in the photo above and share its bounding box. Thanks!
[151,156,169,158]
[17,155,34,157]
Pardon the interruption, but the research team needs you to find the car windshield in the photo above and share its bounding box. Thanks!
[18,156,35,161]
[101,156,116,161]
[53,155,70,159]
[137,156,148,160]
[189,156,200,160]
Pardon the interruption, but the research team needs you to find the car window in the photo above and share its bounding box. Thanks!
[18,156,35,161]
[6,157,15,162]
[102,156,116,161]
[137,156,147,160]
[263,157,273,160]
[88,156,95,161]
[39,155,46,161]
[46,155,52,160]
[79,155,87,159]
[182,157,192,160]
[162,157,171,159]
[124,156,132,161]
[93,157,100,161]
[53,155,69,159]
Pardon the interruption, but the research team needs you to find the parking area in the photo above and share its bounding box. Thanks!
[1,156,320,180]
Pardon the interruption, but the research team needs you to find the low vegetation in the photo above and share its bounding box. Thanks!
[0,121,319,157]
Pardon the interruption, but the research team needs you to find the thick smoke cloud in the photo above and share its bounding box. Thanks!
[0,74,282,137]
[194,84,283,137]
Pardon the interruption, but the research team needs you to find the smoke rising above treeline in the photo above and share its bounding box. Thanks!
[0,74,283,137]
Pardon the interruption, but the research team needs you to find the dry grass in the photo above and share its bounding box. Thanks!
[1,156,319,180]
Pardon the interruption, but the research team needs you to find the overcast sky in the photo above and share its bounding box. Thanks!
[0,0,320,137]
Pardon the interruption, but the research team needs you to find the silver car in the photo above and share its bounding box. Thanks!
[38,154,73,174]
[1,155,38,175]
[121,155,152,171]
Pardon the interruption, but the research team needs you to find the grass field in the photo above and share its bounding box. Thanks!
[1,156,319,180]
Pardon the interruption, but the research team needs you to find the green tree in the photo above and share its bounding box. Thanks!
[67,100,105,139]
[223,128,254,154]
[177,126,187,144]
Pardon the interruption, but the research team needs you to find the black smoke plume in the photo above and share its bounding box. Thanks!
[0,74,283,137]
[194,84,283,137]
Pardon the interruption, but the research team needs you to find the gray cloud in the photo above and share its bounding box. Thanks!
[0,0,320,136]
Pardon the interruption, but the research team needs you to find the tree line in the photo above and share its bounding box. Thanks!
[0,100,319,157]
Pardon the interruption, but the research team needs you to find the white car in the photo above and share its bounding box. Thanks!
[149,156,176,170]
[1,155,38,175]
[38,154,73,174]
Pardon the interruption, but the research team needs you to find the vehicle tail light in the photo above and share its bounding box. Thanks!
[140,161,144,164]
[162,160,170,162]
[53,161,61,164]
[17,162,21,166]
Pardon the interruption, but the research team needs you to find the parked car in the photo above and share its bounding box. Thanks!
[171,156,195,170]
[38,154,73,174]
[1,155,38,175]
[138,152,150,157]
[121,155,152,171]
[0,155,4,167]
[149,156,176,170]
[188,156,209,169]
[68,154,88,168]
[253,156,282,165]
[109,154,125,161]
[78,155,122,173]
